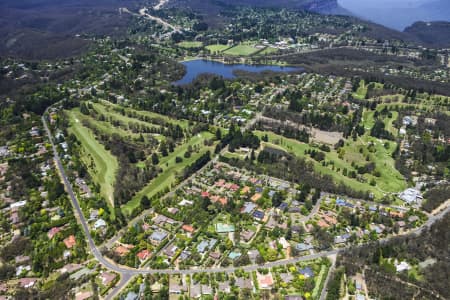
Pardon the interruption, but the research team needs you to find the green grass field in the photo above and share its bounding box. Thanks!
[67,110,118,211]
[223,44,260,56]
[98,100,190,129]
[177,41,203,49]
[257,47,278,55]
[363,108,399,136]
[70,109,142,139]
[353,80,384,100]
[122,132,216,215]
[206,44,231,53]
[254,130,406,199]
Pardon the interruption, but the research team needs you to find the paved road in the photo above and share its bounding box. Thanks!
[320,254,336,300]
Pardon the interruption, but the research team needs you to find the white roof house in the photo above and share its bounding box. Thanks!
[399,188,422,204]
[396,261,411,272]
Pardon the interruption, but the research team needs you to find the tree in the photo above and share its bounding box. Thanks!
[152,153,159,165]
[141,196,151,209]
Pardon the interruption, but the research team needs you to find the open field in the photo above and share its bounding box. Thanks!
[177,41,203,48]
[122,132,216,215]
[205,44,231,53]
[257,47,278,55]
[362,108,399,134]
[223,43,260,56]
[70,109,143,139]
[67,110,119,210]
[98,100,190,129]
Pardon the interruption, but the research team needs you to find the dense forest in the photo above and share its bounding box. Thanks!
[327,212,450,299]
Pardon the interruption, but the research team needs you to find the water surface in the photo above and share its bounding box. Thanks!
[173,59,300,85]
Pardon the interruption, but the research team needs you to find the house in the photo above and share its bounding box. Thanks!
[16,265,31,276]
[124,291,138,300]
[334,234,350,244]
[190,283,202,298]
[168,207,179,215]
[240,230,255,242]
[257,272,274,289]
[396,261,411,272]
[15,255,30,265]
[285,295,303,300]
[115,245,133,257]
[215,179,226,187]
[169,282,187,294]
[60,263,82,274]
[218,281,231,293]
[94,219,107,229]
[179,199,193,206]
[251,193,262,202]
[408,216,419,223]
[75,291,93,300]
[153,214,176,227]
[64,235,76,248]
[268,190,276,198]
[298,267,314,278]
[197,239,217,253]
[201,284,213,296]
[278,202,288,212]
[280,273,294,283]
[241,202,257,214]
[235,277,253,289]
[253,210,265,220]
[137,250,151,262]
[317,220,329,228]
[295,243,313,252]
[241,186,251,194]
[179,250,191,261]
[399,188,422,204]
[248,249,260,262]
[18,278,38,288]
[182,224,195,234]
[164,245,178,258]
[209,252,221,260]
[101,272,117,286]
[150,231,168,245]
[278,237,291,249]
[89,209,99,221]
[47,227,62,239]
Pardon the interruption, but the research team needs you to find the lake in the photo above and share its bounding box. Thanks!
[173,59,301,85]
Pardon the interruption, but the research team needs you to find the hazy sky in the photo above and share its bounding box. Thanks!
[338,0,450,30]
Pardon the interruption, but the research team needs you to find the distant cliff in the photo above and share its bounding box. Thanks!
[404,21,450,48]
[217,0,341,12]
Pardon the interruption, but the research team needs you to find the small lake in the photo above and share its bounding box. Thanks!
[173,59,301,85]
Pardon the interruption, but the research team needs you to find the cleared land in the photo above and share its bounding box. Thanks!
[223,43,260,56]
[257,47,278,55]
[206,44,231,53]
[67,110,119,209]
[178,41,203,48]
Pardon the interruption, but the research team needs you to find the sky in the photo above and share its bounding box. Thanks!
[338,0,450,30]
